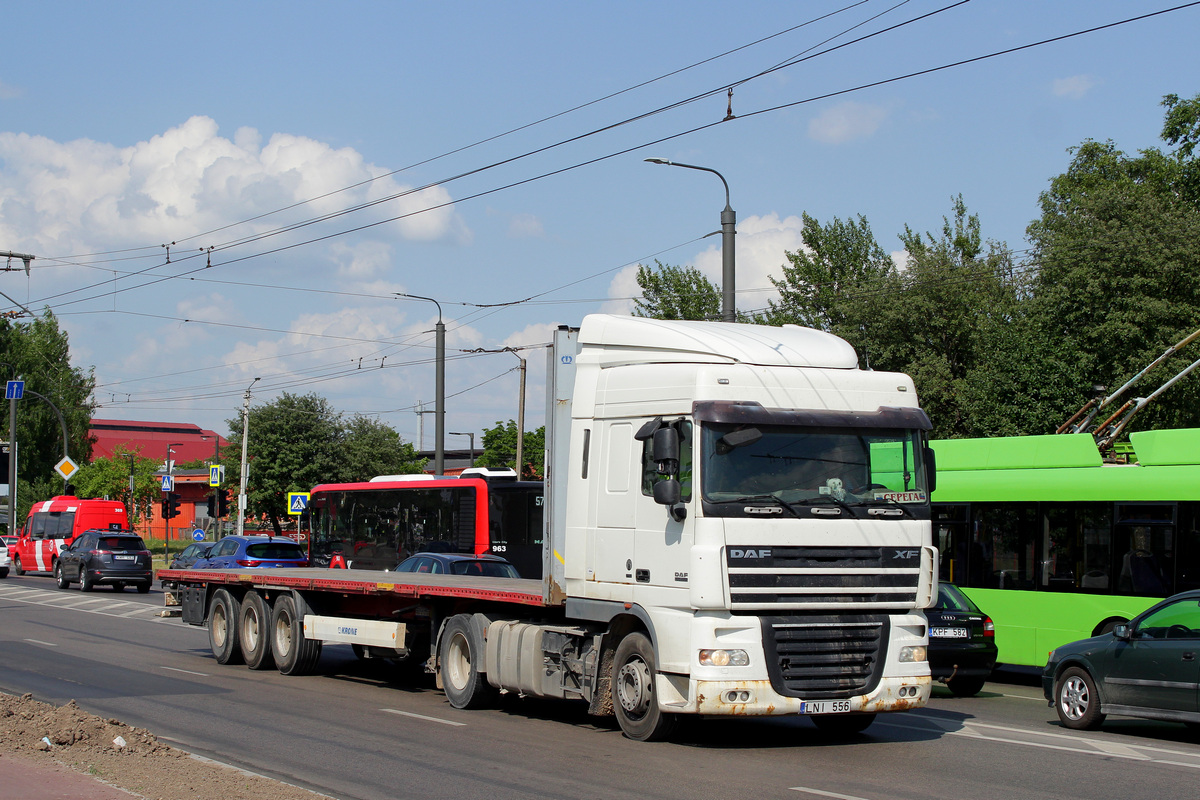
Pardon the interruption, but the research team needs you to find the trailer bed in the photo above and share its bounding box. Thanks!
[158,567,549,607]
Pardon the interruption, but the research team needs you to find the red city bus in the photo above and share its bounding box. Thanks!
[14,496,129,575]
[308,471,544,577]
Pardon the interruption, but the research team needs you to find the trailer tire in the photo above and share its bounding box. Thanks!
[613,632,677,742]
[439,615,497,710]
[239,591,275,670]
[271,594,321,676]
[209,589,244,665]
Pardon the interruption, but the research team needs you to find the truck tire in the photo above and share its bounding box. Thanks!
[271,594,322,676]
[613,632,677,742]
[239,591,275,670]
[209,588,244,665]
[439,614,497,710]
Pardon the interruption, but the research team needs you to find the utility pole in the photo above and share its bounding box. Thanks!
[236,378,260,536]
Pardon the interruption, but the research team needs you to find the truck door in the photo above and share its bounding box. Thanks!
[591,421,637,586]
[633,420,693,592]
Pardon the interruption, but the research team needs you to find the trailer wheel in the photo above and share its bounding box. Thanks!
[239,591,275,670]
[209,588,244,665]
[439,615,497,710]
[271,594,321,676]
[613,632,677,742]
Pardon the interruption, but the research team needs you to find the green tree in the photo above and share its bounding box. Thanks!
[1027,93,1200,434]
[72,446,162,525]
[0,311,96,528]
[760,212,895,344]
[633,260,721,321]
[478,421,545,479]
[224,393,345,535]
[342,414,426,481]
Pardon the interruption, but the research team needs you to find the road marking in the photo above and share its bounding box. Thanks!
[380,707,466,727]
[161,666,210,677]
[23,638,58,647]
[56,598,115,609]
[999,692,1045,701]
[790,787,874,800]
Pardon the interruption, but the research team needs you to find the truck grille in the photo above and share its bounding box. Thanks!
[760,615,887,698]
[726,546,920,610]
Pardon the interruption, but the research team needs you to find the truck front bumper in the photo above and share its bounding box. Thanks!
[671,674,931,716]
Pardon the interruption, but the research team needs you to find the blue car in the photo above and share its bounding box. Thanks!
[193,535,309,569]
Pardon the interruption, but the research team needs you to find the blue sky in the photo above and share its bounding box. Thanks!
[1,1,1196,452]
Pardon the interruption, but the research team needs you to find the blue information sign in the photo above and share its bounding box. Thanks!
[192,529,205,542]
[5,380,24,400]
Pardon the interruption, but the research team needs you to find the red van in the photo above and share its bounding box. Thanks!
[13,496,129,576]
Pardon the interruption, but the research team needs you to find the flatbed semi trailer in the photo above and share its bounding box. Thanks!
[168,315,938,741]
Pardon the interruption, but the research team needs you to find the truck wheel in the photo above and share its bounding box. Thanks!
[55,562,69,589]
[209,588,244,665]
[271,594,321,676]
[613,632,677,742]
[239,591,275,670]
[439,615,497,709]
[14,554,24,576]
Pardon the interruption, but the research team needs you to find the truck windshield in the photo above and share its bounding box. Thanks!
[701,423,929,508]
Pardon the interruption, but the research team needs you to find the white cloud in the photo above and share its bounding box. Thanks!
[1052,75,1097,99]
[507,212,545,239]
[808,101,888,144]
[0,116,466,258]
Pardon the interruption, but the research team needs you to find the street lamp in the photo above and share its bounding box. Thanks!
[644,158,737,322]
[237,378,260,536]
[397,293,445,476]
[449,431,475,469]
[503,348,526,477]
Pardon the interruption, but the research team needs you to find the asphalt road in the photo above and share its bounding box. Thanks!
[3,571,1200,800]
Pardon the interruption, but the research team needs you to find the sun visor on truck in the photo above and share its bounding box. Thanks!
[692,400,932,430]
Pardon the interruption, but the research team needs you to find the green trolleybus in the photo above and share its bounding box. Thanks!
[931,428,1200,667]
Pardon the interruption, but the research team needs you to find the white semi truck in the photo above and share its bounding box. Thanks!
[164,314,937,741]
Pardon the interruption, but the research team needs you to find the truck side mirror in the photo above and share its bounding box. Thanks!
[652,427,679,466]
[653,479,681,506]
[924,446,937,493]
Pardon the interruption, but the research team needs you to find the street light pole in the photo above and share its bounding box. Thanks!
[236,378,260,536]
[504,349,526,476]
[645,158,737,322]
[449,431,475,469]
[397,293,445,476]
[23,389,70,492]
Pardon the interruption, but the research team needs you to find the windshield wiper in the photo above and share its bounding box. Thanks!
[707,494,801,517]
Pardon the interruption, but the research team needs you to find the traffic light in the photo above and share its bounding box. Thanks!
[217,489,230,517]
[162,491,181,520]
[206,494,217,518]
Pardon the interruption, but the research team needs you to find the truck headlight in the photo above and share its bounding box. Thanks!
[899,645,927,663]
[699,649,749,667]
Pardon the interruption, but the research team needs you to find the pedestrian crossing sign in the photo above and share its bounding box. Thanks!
[287,492,309,515]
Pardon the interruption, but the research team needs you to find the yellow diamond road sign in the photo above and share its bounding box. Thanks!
[55,456,79,481]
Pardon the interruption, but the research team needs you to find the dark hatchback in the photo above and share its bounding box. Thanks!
[169,542,213,570]
[55,530,153,593]
[392,551,520,578]
[927,583,997,696]
[1044,589,1200,731]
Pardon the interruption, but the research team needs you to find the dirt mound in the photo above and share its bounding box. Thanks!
[0,692,330,799]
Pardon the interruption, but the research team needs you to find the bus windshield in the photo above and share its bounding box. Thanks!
[702,423,929,511]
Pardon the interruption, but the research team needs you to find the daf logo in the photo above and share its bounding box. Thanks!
[729,549,772,559]
[893,549,920,560]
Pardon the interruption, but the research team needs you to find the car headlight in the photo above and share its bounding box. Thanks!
[899,645,927,663]
[699,649,749,667]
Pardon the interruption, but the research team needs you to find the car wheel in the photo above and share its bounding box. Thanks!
[271,594,322,676]
[79,568,95,592]
[14,554,24,576]
[209,588,244,665]
[239,591,275,670]
[55,562,69,589]
[439,614,497,710]
[812,713,877,735]
[0,567,8,579]
[1055,666,1105,730]
[947,677,986,697]
[136,582,151,594]
[613,631,677,742]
